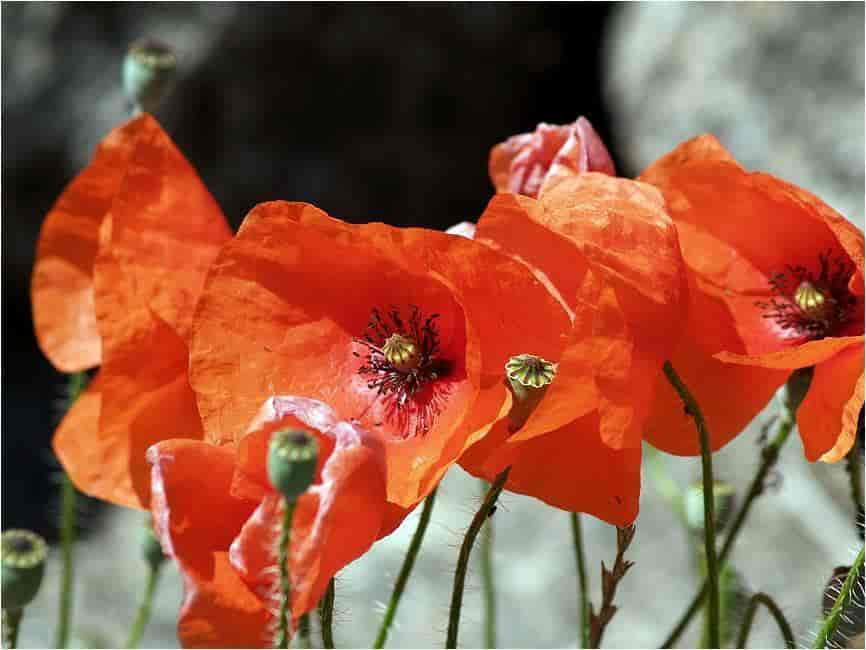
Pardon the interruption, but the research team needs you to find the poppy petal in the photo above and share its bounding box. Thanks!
[715,335,864,370]
[798,343,865,462]
[31,118,144,371]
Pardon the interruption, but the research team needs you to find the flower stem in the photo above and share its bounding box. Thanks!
[298,613,311,649]
[813,545,865,649]
[569,513,590,648]
[319,578,335,649]
[446,467,510,649]
[373,488,438,649]
[845,442,863,531]
[56,371,88,649]
[275,499,297,649]
[735,592,795,649]
[660,379,799,648]
[124,565,162,648]
[479,481,497,649]
[3,608,23,649]
[662,361,720,649]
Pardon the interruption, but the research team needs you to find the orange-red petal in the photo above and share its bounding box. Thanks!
[191,201,569,506]
[31,118,143,371]
[798,343,865,462]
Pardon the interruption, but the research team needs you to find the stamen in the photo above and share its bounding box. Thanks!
[757,250,857,340]
[354,306,450,438]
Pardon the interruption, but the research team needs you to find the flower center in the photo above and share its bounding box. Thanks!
[758,251,857,340]
[353,306,451,437]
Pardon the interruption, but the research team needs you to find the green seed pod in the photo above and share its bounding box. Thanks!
[123,39,177,114]
[2,530,47,611]
[504,354,557,432]
[684,480,737,535]
[141,520,166,573]
[268,429,319,503]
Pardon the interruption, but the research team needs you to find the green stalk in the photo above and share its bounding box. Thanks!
[813,546,865,649]
[446,468,510,649]
[318,578,335,649]
[373,488,438,648]
[3,609,23,649]
[480,482,497,649]
[660,370,803,648]
[298,613,311,649]
[56,371,88,648]
[124,565,162,648]
[662,361,720,649]
[275,500,297,649]
[569,513,590,648]
[736,592,795,649]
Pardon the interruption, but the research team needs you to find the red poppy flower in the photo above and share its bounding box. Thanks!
[489,116,615,198]
[149,396,404,648]
[189,201,571,509]
[460,172,687,526]
[639,135,864,462]
[32,114,231,508]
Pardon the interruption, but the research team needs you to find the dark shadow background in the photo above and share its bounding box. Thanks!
[2,3,620,538]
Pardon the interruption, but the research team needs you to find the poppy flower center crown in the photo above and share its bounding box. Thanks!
[353,305,451,437]
[758,251,858,340]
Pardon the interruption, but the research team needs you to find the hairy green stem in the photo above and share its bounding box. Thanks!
[318,578,335,649]
[124,566,162,648]
[813,546,865,649]
[3,608,23,649]
[298,613,311,649]
[662,361,720,650]
[735,592,795,649]
[446,468,510,649]
[373,488,438,648]
[480,481,497,649]
[275,499,297,649]
[660,385,798,648]
[56,371,88,649]
[569,513,590,648]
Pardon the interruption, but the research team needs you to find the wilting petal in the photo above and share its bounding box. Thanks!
[716,336,864,370]
[191,201,569,506]
[798,343,865,462]
[31,118,143,371]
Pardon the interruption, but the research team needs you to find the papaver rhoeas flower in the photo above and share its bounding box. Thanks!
[149,396,407,648]
[189,201,571,509]
[638,136,864,462]
[31,114,231,507]
[489,116,615,198]
[460,172,687,526]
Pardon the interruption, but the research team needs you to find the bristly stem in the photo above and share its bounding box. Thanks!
[735,592,795,649]
[373,487,438,649]
[319,578,335,649]
[480,482,497,649]
[812,545,865,649]
[298,613,311,649]
[275,499,297,649]
[570,513,590,648]
[56,370,88,649]
[662,361,720,650]
[124,565,162,648]
[588,525,636,647]
[660,373,801,648]
[446,468,510,649]
[3,609,23,649]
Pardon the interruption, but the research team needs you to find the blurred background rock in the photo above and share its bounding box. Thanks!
[2,3,863,648]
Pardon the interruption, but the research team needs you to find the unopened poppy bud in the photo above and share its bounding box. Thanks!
[140,520,166,573]
[505,353,557,432]
[382,334,421,372]
[1,530,47,611]
[268,429,318,502]
[123,39,177,114]
[684,480,736,535]
[783,366,814,413]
